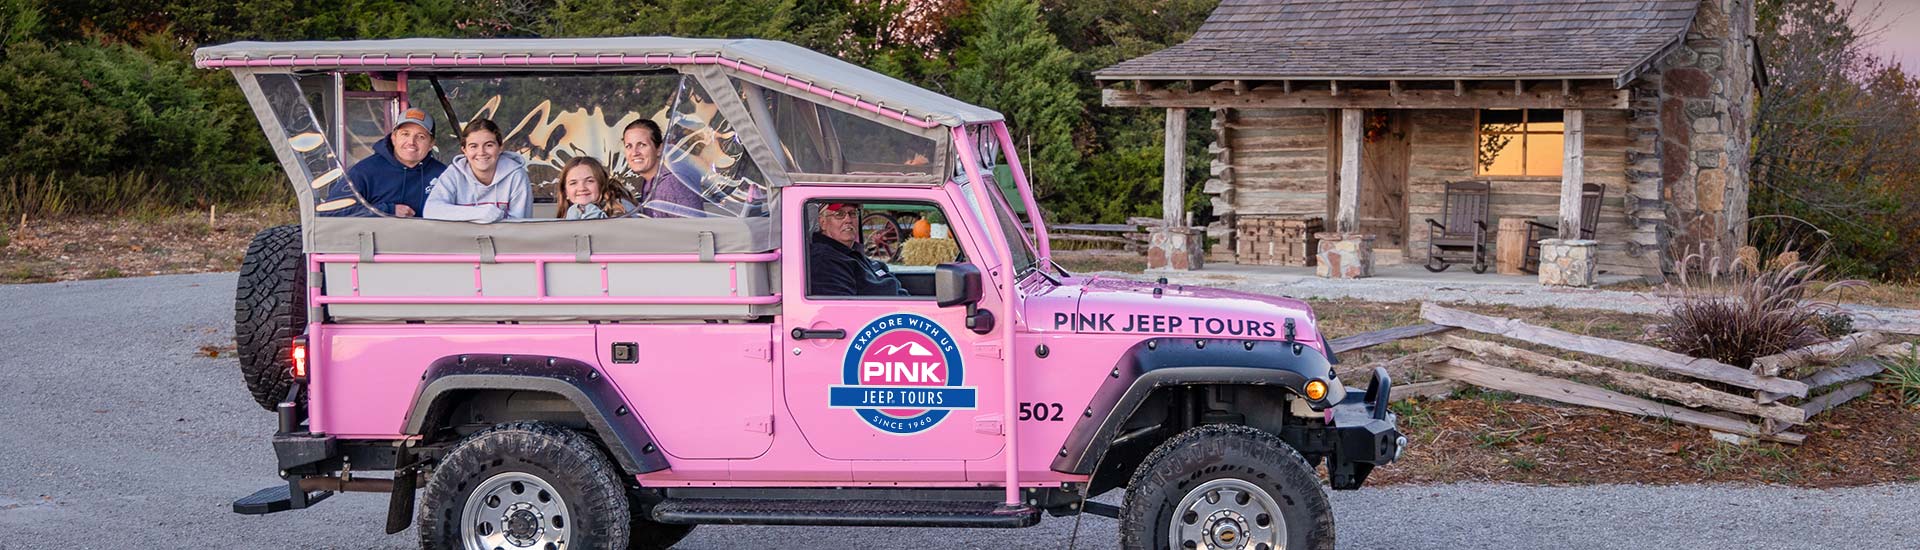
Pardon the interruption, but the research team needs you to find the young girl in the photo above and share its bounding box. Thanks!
[423,119,531,222]
[555,157,637,219]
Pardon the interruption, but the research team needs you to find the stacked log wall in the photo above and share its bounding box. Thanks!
[1404,109,1660,277]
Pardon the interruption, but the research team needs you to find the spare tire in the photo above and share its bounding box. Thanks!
[234,224,306,411]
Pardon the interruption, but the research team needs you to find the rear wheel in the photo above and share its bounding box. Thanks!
[1120,424,1334,550]
[419,422,632,550]
[233,224,304,411]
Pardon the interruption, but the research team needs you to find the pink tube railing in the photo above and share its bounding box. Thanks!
[314,295,777,306]
[991,122,1052,260]
[196,54,941,129]
[311,252,780,306]
[953,126,1022,507]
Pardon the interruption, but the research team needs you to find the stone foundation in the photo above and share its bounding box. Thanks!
[1538,239,1598,287]
[1147,226,1205,271]
[1314,233,1375,279]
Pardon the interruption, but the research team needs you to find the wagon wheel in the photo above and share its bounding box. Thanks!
[861,212,902,263]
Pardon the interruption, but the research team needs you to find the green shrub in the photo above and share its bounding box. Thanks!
[1879,346,1920,408]
[0,37,275,216]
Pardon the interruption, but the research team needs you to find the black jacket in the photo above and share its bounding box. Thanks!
[808,232,908,297]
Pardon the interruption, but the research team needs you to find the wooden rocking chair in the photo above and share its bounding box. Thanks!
[1522,183,1604,273]
[1425,181,1492,273]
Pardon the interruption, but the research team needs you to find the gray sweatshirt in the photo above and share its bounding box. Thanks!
[424,151,532,222]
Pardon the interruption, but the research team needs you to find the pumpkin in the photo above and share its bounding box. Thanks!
[912,218,932,239]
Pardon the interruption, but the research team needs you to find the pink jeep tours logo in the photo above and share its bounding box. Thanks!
[829,313,976,434]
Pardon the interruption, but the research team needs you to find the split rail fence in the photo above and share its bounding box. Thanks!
[1325,303,1918,445]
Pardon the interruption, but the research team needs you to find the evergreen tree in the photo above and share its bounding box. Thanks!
[949,0,1081,211]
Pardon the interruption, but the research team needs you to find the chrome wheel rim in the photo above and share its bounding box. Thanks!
[1169,478,1285,550]
[461,472,571,550]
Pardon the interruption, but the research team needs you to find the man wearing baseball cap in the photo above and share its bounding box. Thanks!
[809,202,908,296]
[323,107,448,217]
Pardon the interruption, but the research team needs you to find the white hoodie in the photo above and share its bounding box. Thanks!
[423,151,532,223]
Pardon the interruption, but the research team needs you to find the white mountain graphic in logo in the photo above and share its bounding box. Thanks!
[876,341,935,356]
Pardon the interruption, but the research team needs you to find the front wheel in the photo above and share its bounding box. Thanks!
[1120,425,1334,550]
[419,422,632,550]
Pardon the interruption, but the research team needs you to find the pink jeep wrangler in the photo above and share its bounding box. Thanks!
[205,38,1402,550]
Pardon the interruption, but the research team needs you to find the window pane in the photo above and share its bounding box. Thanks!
[1526,109,1564,133]
[805,200,964,298]
[658,77,769,218]
[1477,130,1525,175]
[1527,133,1565,176]
[751,83,939,179]
[1480,109,1524,131]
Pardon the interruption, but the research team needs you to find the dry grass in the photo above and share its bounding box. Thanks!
[0,206,295,283]
[1052,249,1146,274]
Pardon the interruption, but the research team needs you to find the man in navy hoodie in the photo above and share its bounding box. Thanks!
[323,108,448,217]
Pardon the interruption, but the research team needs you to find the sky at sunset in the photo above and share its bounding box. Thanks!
[1857,0,1920,70]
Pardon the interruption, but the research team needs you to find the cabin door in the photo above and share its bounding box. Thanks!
[1360,110,1411,250]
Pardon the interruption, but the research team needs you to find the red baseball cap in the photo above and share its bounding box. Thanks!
[822,202,856,212]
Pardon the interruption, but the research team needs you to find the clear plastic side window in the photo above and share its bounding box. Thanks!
[652,77,768,218]
[257,74,357,215]
[742,80,939,181]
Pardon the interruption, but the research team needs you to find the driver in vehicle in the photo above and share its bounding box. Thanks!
[808,203,908,297]
[322,108,448,218]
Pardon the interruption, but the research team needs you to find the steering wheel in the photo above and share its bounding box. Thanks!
[861,212,902,263]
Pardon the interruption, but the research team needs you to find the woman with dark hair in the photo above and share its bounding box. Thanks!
[556,156,637,220]
[424,118,532,222]
[621,118,706,217]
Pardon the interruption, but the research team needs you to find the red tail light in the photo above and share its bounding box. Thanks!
[291,337,309,380]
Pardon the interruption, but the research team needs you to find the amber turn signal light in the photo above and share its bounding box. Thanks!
[1304,379,1328,401]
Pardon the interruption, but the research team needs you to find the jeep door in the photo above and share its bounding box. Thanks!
[777,186,1007,463]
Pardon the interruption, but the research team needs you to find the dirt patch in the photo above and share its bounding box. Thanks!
[0,207,294,284]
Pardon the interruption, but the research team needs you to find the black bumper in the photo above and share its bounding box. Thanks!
[1324,367,1404,489]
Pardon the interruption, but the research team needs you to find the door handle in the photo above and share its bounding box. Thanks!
[791,328,846,340]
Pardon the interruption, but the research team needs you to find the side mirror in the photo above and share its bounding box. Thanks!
[934,263,983,308]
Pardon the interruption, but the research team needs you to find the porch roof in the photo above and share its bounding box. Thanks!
[1095,0,1699,88]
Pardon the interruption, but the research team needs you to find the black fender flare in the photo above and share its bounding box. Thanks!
[1051,338,1335,475]
[402,354,669,474]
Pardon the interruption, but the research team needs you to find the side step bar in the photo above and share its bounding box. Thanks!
[651,498,1040,528]
[233,483,333,515]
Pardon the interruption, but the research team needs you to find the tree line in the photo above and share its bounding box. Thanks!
[0,0,1914,279]
[0,0,1216,226]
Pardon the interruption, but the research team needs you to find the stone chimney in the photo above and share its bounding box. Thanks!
[1636,0,1758,274]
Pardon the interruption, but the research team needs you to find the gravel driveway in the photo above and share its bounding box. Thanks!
[2,272,1916,549]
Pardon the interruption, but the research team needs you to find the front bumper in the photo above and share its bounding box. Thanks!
[1324,367,1404,489]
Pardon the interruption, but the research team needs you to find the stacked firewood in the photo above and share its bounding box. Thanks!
[1234,216,1322,267]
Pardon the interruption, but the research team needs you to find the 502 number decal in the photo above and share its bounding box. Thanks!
[1018,402,1065,422]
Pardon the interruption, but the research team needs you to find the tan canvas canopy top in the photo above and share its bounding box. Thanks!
[195,37,1004,128]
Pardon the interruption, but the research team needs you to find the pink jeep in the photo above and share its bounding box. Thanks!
[205,38,1402,550]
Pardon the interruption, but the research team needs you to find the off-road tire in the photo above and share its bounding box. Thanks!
[234,224,305,411]
[1120,424,1334,550]
[419,422,632,550]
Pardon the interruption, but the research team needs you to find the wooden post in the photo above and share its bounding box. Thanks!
[1163,108,1187,226]
[1337,108,1363,234]
[1558,109,1585,239]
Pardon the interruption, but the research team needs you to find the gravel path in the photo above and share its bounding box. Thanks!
[2,273,1916,549]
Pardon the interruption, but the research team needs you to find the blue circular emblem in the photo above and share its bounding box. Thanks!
[829,313,975,435]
